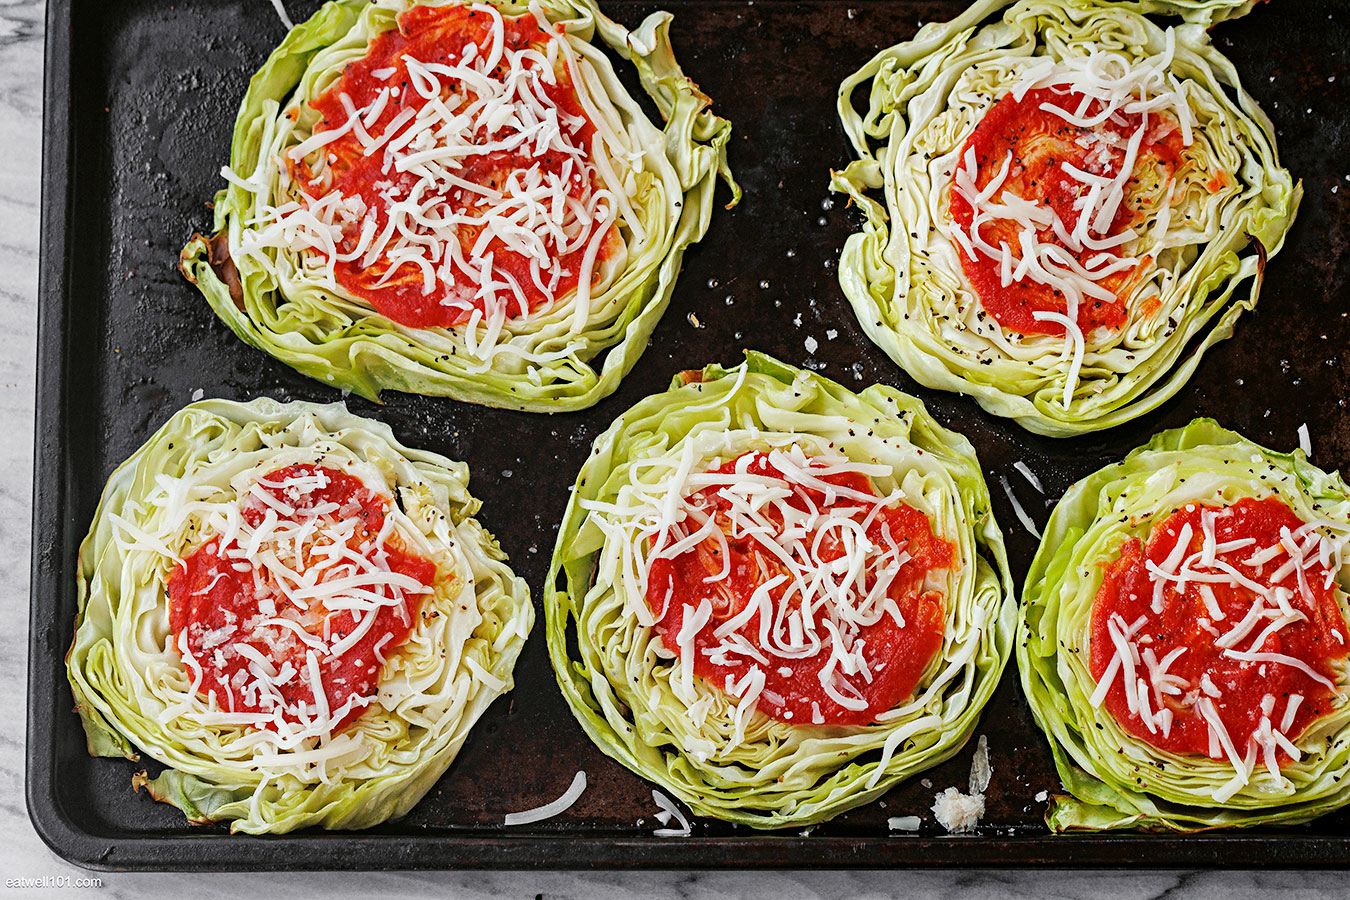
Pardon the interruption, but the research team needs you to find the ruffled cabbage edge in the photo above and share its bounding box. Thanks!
[545,350,1015,829]
[179,0,739,411]
[1018,418,1350,831]
[830,0,1299,437]
[66,398,533,834]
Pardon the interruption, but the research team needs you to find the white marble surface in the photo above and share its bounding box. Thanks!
[0,0,1346,896]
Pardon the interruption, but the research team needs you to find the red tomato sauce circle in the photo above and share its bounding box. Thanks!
[166,463,436,733]
[645,452,953,727]
[948,87,1184,337]
[1090,497,1348,762]
[292,5,615,329]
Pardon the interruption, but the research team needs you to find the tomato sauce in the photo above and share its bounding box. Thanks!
[292,5,614,328]
[167,464,436,733]
[948,87,1184,337]
[645,453,953,727]
[1091,497,1348,761]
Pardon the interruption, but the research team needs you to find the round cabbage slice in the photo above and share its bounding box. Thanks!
[546,352,1015,828]
[1020,420,1350,831]
[832,0,1299,436]
[67,398,532,834]
[180,0,738,411]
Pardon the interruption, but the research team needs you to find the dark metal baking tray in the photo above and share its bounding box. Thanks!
[28,0,1350,871]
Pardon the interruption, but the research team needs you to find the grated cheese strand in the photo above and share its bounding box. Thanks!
[503,771,587,825]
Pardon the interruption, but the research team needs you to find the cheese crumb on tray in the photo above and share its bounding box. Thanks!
[932,734,990,834]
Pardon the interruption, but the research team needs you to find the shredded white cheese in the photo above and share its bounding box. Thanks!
[580,442,952,750]
[504,771,587,825]
[111,465,433,748]
[932,734,990,834]
[651,789,693,837]
[232,3,623,364]
[946,36,1195,404]
[999,475,1041,539]
[1090,504,1350,797]
[1013,461,1044,494]
[968,733,991,794]
[268,0,293,31]
[932,787,984,835]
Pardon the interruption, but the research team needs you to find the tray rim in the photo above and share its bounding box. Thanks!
[28,0,79,868]
[25,0,1350,872]
[29,0,75,868]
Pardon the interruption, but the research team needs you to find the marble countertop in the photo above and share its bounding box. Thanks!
[0,0,1344,895]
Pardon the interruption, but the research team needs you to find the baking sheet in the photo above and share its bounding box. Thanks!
[28,0,1350,869]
